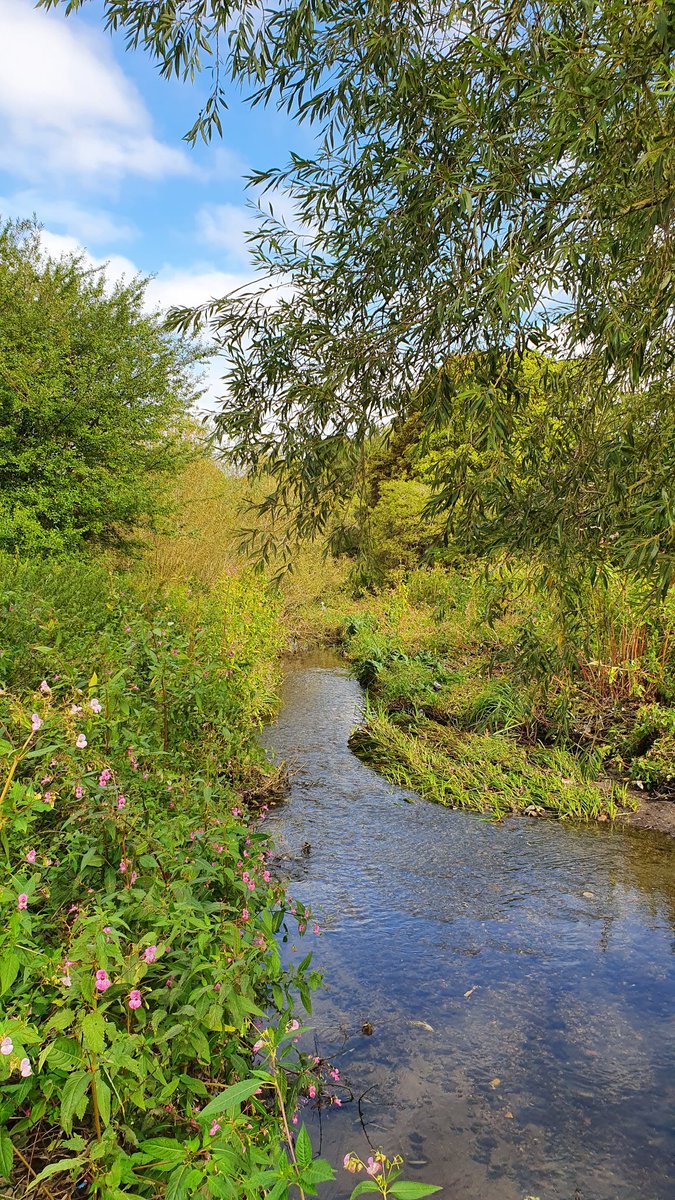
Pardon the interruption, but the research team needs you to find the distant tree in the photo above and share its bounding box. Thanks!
[0,219,205,554]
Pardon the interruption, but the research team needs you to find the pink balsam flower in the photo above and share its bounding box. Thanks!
[19,1058,32,1078]
[128,990,142,1010]
[17,894,28,910]
[26,849,36,864]
[143,945,157,964]
[1,1037,13,1055]
[75,734,87,749]
[89,698,102,714]
[30,713,43,732]
[95,969,111,992]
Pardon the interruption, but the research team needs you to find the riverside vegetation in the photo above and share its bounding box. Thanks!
[0,226,439,1200]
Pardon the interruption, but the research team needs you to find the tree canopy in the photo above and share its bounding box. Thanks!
[0,219,204,554]
[44,0,675,585]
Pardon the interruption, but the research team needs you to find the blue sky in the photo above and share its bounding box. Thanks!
[0,0,312,399]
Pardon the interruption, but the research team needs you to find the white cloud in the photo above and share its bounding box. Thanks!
[197,203,256,265]
[145,266,259,312]
[0,191,135,244]
[0,0,192,186]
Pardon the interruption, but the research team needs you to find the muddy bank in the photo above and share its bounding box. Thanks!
[623,795,675,835]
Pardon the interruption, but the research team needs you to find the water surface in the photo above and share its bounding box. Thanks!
[262,653,675,1200]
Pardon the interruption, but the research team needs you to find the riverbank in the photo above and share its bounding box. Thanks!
[0,553,332,1194]
[291,565,675,836]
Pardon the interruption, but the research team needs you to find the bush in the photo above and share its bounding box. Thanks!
[0,218,205,554]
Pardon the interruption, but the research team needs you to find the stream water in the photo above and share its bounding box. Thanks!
[261,652,675,1200]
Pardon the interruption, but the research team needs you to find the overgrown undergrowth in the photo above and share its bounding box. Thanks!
[326,564,675,819]
[0,555,338,1197]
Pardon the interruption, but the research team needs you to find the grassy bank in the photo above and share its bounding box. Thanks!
[298,564,675,823]
[0,551,339,1196]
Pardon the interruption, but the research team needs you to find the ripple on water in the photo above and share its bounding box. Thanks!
[262,655,675,1200]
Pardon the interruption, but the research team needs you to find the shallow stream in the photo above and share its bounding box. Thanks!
[262,652,675,1200]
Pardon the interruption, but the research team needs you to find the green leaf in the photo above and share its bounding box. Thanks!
[95,1077,111,1127]
[0,951,20,996]
[81,1012,105,1055]
[390,1184,443,1199]
[137,1138,187,1166]
[28,1157,85,1189]
[349,1183,381,1198]
[295,1124,312,1169]
[166,1165,192,1200]
[60,1070,89,1135]
[0,1128,13,1180]
[198,1077,264,1122]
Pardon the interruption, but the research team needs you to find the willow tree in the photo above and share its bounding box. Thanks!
[47,0,675,585]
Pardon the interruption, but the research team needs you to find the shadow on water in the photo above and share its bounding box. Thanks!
[261,652,675,1200]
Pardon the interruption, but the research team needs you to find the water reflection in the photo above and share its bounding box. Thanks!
[262,654,675,1200]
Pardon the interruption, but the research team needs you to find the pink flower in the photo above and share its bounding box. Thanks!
[329,1067,340,1082]
[366,1157,381,1177]
[119,859,127,873]
[291,1113,298,1125]
[253,1039,265,1054]
[1,1037,13,1055]
[75,734,87,749]
[143,945,157,964]
[209,1120,221,1137]
[30,713,43,732]
[128,990,142,1010]
[263,871,271,883]
[74,785,84,799]
[61,975,72,988]
[98,768,112,787]
[313,923,320,935]
[39,680,51,694]
[130,871,138,885]
[117,795,126,810]
[232,807,241,817]
[241,908,249,921]
[333,1096,342,1107]
[95,969,111,992]
[308,1084,316,1099]
[287,1019,300,1033]
[247,880,255,891]
[242,872,250,883]
[26,849,36,864]
[17,894,28,910]
[19,1058,31,1078]
[89,698,102,714]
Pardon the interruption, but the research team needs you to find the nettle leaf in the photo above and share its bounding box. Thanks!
[0,1128,13,1180]
[295,1124,312,1169]
[0,951,20,996]
[81,1011,105,1055]
[60,1070,90,1135]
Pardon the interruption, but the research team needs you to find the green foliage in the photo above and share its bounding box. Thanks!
[0,556,339,1196]
[350,707,625,821]
[46,0,675,584]
[0,218,204,554]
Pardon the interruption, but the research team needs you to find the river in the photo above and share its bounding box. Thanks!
[261,652,675,1200]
